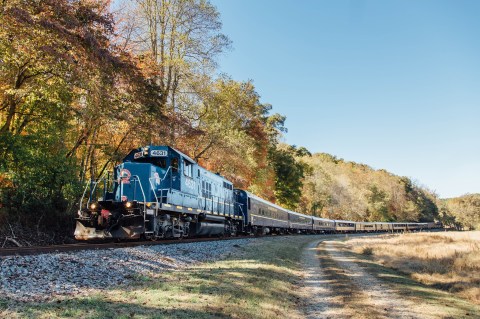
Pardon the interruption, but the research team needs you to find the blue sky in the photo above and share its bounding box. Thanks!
[210,0,480,198]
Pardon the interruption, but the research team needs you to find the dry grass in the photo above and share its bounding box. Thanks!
[347,231,480,304]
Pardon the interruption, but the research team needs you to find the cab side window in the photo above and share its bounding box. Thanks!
[172,157,179,173]
[184,160,193,178]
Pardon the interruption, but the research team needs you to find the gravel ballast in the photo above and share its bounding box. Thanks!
[0,239,252,302]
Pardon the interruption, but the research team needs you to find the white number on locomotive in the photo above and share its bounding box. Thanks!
[151,150,168,157]
[185,178,195,189]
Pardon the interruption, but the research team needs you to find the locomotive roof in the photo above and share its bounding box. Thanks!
[168,146,196,164]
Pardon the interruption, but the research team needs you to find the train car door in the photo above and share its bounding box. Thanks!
[170,156,181,190]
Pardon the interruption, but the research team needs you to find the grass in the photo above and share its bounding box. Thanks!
[346,231,480,304]
[0,235,319,319]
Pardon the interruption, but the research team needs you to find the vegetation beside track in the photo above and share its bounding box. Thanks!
[346,231,480,305]
[311,236,480,319]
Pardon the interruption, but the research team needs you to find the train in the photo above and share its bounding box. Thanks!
[74,145,441,240]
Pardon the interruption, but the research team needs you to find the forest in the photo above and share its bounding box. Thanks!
[0,1,477,243]
[441,194,480,230]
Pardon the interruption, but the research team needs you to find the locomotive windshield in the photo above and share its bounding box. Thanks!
[133,157,167,169]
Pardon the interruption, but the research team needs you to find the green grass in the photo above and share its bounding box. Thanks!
[0,235,318,319]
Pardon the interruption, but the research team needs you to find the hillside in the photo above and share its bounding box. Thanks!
[296,152,438,222]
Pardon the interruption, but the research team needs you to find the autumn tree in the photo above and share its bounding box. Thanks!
[0,0,149,233]
[115,0,231,143]
[366,185,390,221]
[172,76,285,199]
[445,194,480,230]
[437,200,460,229]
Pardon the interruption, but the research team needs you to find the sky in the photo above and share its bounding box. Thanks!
[210,0,480,198]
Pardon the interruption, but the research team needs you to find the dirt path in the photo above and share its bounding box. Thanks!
[301,239,439,319]
[300,239,348,319]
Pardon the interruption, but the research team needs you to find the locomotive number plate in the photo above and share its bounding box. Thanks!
[151,150,168,157]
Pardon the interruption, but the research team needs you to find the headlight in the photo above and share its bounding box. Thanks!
[89,202,98,210]
[125,201,133,209]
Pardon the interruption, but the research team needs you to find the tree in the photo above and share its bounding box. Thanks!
[117,0,230,120]
[172,77,285,199]
[446,194,480,230]
[366,185,390,221]
[270,145,308,209]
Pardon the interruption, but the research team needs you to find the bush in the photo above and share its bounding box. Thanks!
[0,131,82,240]
[362,246,373,255]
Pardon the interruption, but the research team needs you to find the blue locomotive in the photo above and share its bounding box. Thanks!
[75,146,242,240]
[75,145,441,240]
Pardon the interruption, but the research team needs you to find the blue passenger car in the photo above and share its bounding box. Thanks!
[234,189,290,234]
[312,217,335,233]
[288,210,313,232]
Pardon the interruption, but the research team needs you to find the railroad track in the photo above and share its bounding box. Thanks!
[0,229,443,257]
[0,236,251,257]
